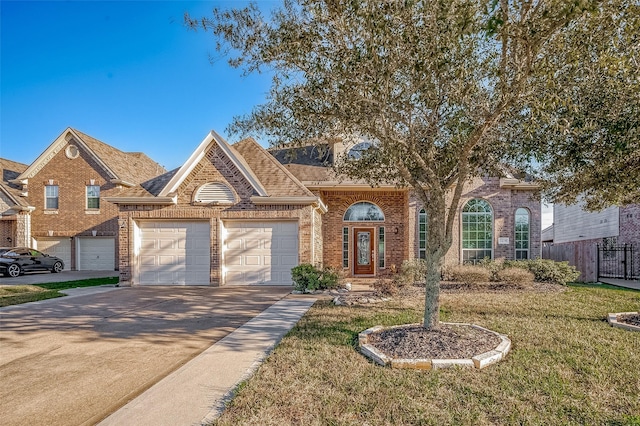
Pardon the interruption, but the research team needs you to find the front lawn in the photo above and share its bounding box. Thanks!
[213,284,640,425]
[0,277,119,307]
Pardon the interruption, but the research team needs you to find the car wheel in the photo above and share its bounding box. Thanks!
[52,261,63,273]
[7,264,22,277]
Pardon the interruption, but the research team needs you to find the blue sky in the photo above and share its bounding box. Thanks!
[1,0,553,227]
[1,0,275,171]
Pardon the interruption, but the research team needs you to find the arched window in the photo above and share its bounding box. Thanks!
[348,142,373,159]
[343,202,385,221]
[194,182,235,204]
[515,208,530,260]
[461,199,493,263]
[418,208,427,259]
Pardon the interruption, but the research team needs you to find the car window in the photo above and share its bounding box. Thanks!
[4,251,19,257]
[30,250,42,257]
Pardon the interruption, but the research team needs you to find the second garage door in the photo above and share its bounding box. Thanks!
[138,222,211,285]
[77,238,115,270]
[224,221,298,285]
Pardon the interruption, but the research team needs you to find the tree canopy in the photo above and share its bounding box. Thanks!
[187,0,640,328]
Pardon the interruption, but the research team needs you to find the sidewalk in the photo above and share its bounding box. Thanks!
[99,297,316,426]
[599,278,640,291]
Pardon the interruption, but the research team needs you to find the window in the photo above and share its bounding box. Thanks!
[418,208,427,259]
[462,199,493,263]
[87,185,100,209]
[343,202,385,221]
[348,142,373,159]
[378,227,385,268]
[515,208,530,260]
[342,227,349,268]
[45,185,58,209]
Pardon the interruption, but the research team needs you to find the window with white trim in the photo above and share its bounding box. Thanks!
[342,227,349,268]
[343,202,384,221]
[87,185,100,209]
[45,185,58,209]
[515,208,530,260]
[378,227,385,268]
[462,199,493,263]
[418,208,427,259]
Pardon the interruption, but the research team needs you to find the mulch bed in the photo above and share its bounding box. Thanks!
[367,323,501,359]
[617,313,640,327]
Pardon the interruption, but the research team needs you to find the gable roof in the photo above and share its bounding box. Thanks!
[233,138,314,198]
[105,131,325,209]
[16,128,165,186]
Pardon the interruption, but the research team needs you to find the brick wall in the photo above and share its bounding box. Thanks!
[408,177,541,266]
[23,143,121,269]
[319,190,409,277]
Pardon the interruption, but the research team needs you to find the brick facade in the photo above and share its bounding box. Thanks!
[24,143,121,269]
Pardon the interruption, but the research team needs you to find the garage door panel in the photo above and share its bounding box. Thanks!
[77,238,115,270]
[138,221,210,285]
[36,238,72,270]
[224,221,298,285]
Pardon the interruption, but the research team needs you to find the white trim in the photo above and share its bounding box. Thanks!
[159,130,267,198]
[250,196,320,205]
[102,196,177,205]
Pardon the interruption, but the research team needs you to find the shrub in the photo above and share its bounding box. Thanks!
[478,257,504,282]
[448,265,491,284]
[397,259,428,285]
[291,264,341,292]
[503,259,580,285]
[497,267,535,285]
[372,278,399,296]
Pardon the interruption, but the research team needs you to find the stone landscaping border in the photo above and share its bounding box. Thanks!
[607,312,640,332]
[359,322,511,370]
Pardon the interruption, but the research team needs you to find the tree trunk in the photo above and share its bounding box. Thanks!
[422,193,450,330]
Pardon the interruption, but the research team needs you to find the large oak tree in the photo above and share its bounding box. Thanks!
[187,0,640,329]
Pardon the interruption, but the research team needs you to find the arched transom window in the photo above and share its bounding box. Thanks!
[461,199,493,263]
[515,208,530,260]
[194,182,235,204]
[343,202,384,222]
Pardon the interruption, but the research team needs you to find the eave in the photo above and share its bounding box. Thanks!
[102,196,177,205]
[499,178,540,190]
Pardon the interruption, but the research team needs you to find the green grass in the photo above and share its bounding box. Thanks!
[212,284,640,426]
[0,276,118,307]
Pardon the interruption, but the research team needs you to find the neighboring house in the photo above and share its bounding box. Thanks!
[543,203,640,281]
[107,131,541,286]
[9,128,165,270]
[0,158,33,247]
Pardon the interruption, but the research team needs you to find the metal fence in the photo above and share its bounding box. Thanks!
[597,244,637,280]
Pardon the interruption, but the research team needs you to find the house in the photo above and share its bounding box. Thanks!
[1,158,33,247]
[107,131,541,286]
[542,203,640,281]
[9,128,165,270]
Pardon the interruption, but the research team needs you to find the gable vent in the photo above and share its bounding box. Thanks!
[194,182,235,204]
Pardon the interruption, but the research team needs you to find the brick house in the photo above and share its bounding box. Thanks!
[107,131,541,286]
[9,128,165,270]
[1,158,32,248]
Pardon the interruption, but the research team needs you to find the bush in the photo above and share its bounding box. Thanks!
[448,265,491,284]
[372,278,399,296]
[478,257,503,282]
[503,259,580,285]
[397,259,428,285]
[291,264,341,292]
[497,267,535,285]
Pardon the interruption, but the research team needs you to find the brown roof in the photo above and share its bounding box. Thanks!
[0,158,30,208]
[112,168,179,198]
[73,129,166,184]
[233,138,314,197]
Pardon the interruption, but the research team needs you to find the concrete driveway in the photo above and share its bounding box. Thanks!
[0,286,292,426]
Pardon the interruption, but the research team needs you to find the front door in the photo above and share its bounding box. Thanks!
[353,228,375,275]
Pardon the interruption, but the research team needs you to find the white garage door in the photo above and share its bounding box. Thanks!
[77,238,115,270]
[138,222,210,285]
[224,221,298,285]
[36,238,71,270]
